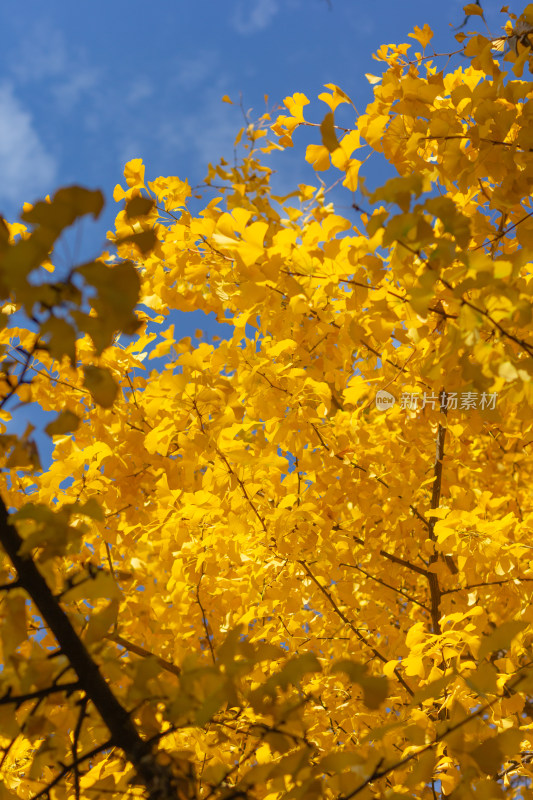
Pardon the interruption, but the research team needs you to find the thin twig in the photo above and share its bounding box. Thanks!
[299,560,414,697]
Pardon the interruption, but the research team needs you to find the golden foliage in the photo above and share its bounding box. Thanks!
[1,5,533,800]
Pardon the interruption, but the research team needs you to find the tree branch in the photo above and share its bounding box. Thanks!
[441,576,533,595]
[30,739,115,800]
[298,560,414,697]
[340,562,429,610]
[0,493,192,800]
[0,681,81,707]
[397,239,533,359]
[427,397,447,635]
[336,669,531,800]
[348,530,430,577]
[106,633,181,677]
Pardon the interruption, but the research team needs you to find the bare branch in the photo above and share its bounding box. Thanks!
[0,681,81,707]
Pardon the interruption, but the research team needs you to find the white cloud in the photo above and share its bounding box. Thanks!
[172,51,218,91]
[156,88,238,169]
[0,84,56,207]
[146,50,238,170]
[231,0,279,34]
[8,20,100,115]
[117,136,145,169]
[125,77,154,106]
[51,67,100,113]
[9,23,68,84]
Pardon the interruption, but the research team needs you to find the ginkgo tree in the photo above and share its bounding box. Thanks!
[2,4,533,800]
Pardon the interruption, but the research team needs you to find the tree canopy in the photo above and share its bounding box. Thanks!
[2,5,533,800]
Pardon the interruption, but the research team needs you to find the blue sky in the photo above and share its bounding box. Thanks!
[0,0,518,456]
